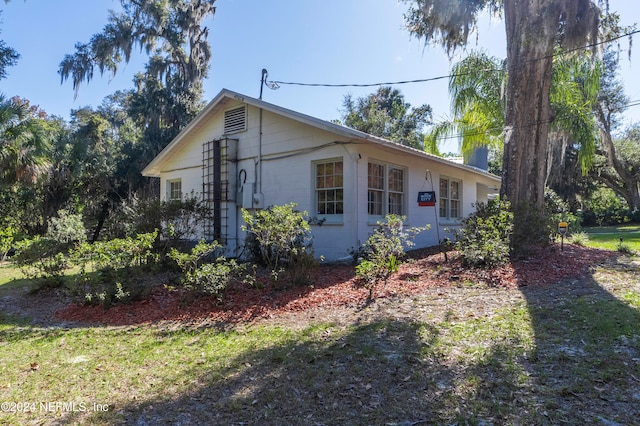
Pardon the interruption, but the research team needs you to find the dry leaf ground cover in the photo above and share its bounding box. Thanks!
[0,244,639,425]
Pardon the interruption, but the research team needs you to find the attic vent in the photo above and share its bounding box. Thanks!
[224,106,247,134]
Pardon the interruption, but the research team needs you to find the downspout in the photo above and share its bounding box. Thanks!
[257,69,268,195]
[258,108,263,194]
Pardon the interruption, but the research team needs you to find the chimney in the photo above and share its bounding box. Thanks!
[463,146,488,171]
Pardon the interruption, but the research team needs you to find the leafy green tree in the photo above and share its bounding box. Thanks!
[59,0,215,96]
[592,124,640,212]
[426,51,505,162]
[0,7,19,80]
[0,33,18,80]
[429,50,600,201]
[59,1,213,201]
[58,0,214,142]
[341,86,433,150]
[0,96,52,187]
[591,14,640,212]
[403,0,601,249]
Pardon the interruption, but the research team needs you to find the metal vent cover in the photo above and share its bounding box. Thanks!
[224,106,247,134]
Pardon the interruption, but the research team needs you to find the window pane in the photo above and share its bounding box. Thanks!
[388,168,404,192]
[325,162,334,175]
[439,198,449,218]
[326,203,335,215]
[368,190,383,215]
[325,175,334,188]
[315,160,343,215]
[389,192,404,215]
[451,200,459,218]
[368,163,384,189]
[451,181,459,200]
[440,178,449,198]
[169,180,182,200]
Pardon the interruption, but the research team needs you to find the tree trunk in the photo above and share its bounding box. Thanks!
[596,113,640,212]
[501,0,556,249]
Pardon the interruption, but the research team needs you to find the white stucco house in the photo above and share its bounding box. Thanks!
[142,89,501,261]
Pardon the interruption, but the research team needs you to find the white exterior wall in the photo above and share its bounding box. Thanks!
[155,97,500,261]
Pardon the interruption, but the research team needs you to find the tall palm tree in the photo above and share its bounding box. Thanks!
[0,96,51,186]
[425,51,506,156]
[429,50,600,177]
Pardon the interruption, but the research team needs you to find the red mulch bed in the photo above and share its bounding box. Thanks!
[55,244,616,327]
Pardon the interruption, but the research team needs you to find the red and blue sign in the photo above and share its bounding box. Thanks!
[417,191,436,207]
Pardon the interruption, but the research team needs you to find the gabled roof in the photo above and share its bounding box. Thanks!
[142,89,500,184]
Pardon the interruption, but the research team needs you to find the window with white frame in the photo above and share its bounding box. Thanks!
[315,159,344,216]
[367,161,405,217]
[167,179,182,201]
[439,176,461,220]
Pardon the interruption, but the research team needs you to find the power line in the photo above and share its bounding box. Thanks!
[267,29,639,90]
[429,98,640,144]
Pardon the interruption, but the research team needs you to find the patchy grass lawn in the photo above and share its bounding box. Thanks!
[0,253,639,425]
[584,224,640,252]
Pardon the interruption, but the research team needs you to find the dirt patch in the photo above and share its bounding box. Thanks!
[47,244,616,328]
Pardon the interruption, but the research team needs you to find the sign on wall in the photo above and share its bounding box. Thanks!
[417,191,436,207]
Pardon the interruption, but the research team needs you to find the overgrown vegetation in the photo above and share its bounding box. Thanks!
[0,224,16,261]
[0,258,638,425]
[13,237,68,289]
[69,231,158,306]
[242,203,317,287]
[168,239,253,302]
[581,187,639,226]
[455,199,514,267]
[356,215,428,299]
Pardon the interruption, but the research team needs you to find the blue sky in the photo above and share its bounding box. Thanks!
[1,0,639,153]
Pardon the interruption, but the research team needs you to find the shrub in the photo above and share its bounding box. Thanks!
[69,231,158,306]
[617,240,636,255]
[14,237,69,289]
[568,231,590,246]
[581,187,631,226]
[544,189,581,237]
[46,209,87,244]
[0,224,16,261]
[456,199,513,267]
[102,195,210,258]
[356,215,428,300]
[168,239,251,301]
[242,203,317,286]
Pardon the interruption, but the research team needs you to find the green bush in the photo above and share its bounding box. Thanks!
[356,215,428,299]
[46,209,87,244]
[581,187,631,226]
[455,199,513,267]
[14,237,69,289]
[102,195,210,258]
[568,231,590,246]
[242,203,317,287]
[168,239,252,301]
[69,231,158,307]
[544,189,581,237]
[0,224,16,261]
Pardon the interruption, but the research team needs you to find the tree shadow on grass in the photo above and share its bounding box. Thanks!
[77,318,543,425]
[10,252,640,425]
[517,260,640,425]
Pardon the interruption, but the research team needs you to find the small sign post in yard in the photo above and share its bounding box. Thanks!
[558,221,568,251]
